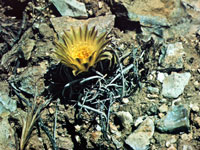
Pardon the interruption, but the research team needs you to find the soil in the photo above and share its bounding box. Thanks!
[0,0,200,150]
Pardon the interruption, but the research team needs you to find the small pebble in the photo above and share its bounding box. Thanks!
[181,133,192,141]
[88,10,93,16]
[123,57,130,66]
[197,69,200,74]
[112,136,123,149]
[194,81,200,91]
[98,1,103,9]
[51,15,56,18]
[147,86,159,94]
[75,135,81,143]
[190,103,199,112]
[182,144,194,150]
[166,141,171,147]
[160,98,167,103]
[109,122,118,133]
[116,111,133,129]
[193,116,200,128]
[90,131,102,142]
[167,145,177,150]
[158,113,165,118]
[166,136,177,147]
[96,125,101,131]
[194,81,199,87]
[75,125,81,132]
[147,94,159,99]
[122,98,129,104]
[48,107,55,114]
[159,104,168,113]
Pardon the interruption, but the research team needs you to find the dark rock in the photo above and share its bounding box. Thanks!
[9,62,47,95]
[156,105,190,133]
[1,28,34,70]
[51,0,88,18]
[38,23,54,39]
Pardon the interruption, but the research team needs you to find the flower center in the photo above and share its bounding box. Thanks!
[71,42,93,59]
[77,46,90,59]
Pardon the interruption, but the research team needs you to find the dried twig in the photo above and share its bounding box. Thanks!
[18,86,51,150]
[20,102,39,150]
[77,102,107,120]
[38,118,58,150]
[60,45,141,135]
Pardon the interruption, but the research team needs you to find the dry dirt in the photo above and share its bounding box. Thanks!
[0,0,200,150]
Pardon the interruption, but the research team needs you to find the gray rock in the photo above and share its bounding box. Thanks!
[50,15,115,37]
[51,0,88,18]
[0,117,16,150]
[32,41,55,61]
[159,42,185,69]
[116,111,133,129]
[128,12,169,27]
[156,105,190,133]
[113,0,190,41]
[1,28,34,70]
[147,104,159,116]
[0,93,16,117]
[0,81,17,117]
[122,98,129,104]
[113,0,185,26]
[10,62,47,95]
[161,72,191,98]
[38,23,54,38]
[19,39,35,60]
[125,118,154,150]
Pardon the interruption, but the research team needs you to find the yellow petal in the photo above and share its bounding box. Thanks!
[53,25,113,76]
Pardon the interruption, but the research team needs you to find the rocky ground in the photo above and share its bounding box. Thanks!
[0,0,200,150]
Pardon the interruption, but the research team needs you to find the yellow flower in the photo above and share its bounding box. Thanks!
[54,25,112,76]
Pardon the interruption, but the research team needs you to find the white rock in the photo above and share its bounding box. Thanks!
[157,72,168,83]
[160,42,185,69]
[0,93,16,116]
[125,118,155,150]
[190,103,199,112]
[159,104,168,113]
[161,72,191,98]
[166,42,184,56]
[122,98,129,104]
[116,111,133,129]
